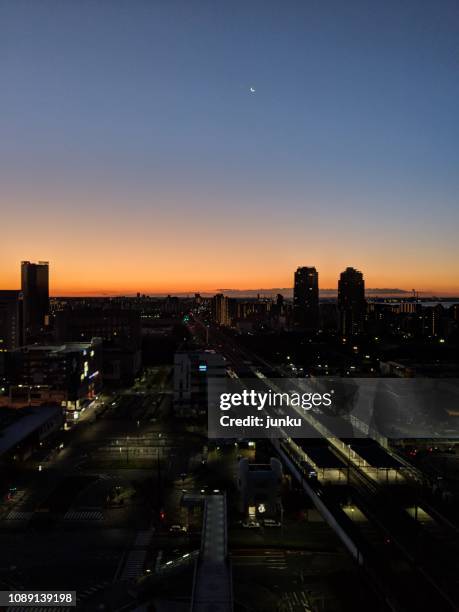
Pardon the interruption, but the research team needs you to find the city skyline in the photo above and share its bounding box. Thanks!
[2,1,458,295]
[1,4,459,610]
[1,259,459,298]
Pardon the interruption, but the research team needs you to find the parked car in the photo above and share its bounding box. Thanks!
[169,524,187,534]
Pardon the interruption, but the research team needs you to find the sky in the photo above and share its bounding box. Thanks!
[1,0,458,295]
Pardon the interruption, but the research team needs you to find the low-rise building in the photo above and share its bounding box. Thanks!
[0,404,64,462]
[237,457,283,519]
[4,338,102,411]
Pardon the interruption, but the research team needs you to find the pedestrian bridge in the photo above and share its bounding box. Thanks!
[190,492,233,612]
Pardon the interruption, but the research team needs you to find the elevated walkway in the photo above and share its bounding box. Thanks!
[190,493,232,612]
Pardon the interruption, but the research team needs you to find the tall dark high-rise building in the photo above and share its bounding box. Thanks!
[21,261,49,340]
[338,267,366,336]
[0,290,23,350]
[293,267,319,330]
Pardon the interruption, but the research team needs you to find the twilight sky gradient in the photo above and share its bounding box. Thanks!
[1,0,458,295]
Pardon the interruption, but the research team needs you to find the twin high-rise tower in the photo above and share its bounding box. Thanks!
[293,267,319,330]
[293,265,366,335]
[338,267,365,336]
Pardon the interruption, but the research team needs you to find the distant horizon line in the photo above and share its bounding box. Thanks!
[47,288,459,299]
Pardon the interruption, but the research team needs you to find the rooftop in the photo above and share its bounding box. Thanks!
[0,405,63,457]
[12,339,101,355]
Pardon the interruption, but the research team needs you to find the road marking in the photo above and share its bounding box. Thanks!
[64,510,104,521]
[4,511,33,521]
[120,549,147,581]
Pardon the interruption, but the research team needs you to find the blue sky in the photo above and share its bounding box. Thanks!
[1,0,458,293]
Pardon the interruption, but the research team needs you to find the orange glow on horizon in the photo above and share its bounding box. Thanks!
[2,192,458,297]
[1,266,458,297]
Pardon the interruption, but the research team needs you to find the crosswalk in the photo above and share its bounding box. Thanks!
[263,550,288,570]
[64,510,104,522]
[119,549,147,581]
[5,510,33,521]
[231,549,288,570]
[116,528,155,582]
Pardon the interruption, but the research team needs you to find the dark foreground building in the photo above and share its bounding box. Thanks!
[54,308,141,384]
[5,338,102,412]
[0,290,23,350]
